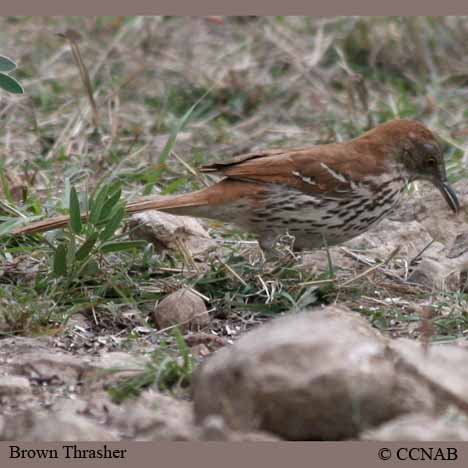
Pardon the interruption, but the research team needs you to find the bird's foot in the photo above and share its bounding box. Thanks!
[259,233,301,269]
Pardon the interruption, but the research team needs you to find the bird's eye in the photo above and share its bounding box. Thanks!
[427,158,437,167]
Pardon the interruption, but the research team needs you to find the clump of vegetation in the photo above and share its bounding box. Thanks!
[108,328,194,403]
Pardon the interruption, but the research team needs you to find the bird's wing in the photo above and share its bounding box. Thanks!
[200,145,385,198]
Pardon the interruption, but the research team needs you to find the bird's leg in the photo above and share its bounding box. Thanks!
[258,232,299,266]
[321,233,335,279]
[258,233,280,263]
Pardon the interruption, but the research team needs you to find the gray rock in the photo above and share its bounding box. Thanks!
[1,410,116,441]
[109,390,197,441]
[10,351,90,384]
[193,305,437,440]
[362,411,468,441]
[0,376,31,396]
[129,210,217,257]
[390,338,468,412]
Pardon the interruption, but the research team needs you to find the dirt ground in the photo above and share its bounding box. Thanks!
[1,16,468,441]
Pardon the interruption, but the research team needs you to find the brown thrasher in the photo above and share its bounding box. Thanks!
[12,119,460,254]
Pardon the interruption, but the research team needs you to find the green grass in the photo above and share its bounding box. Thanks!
[108,328,194,403]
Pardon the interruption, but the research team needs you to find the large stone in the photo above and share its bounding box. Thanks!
[0,376,31,396]
[390,338,468,411]
[193,306,437,440]
[391,180,468,249]
[346,218,434,260]
[362,411,468,441]
[407,253,461,290]
[129,210,217,257]
[10,351,91,384]
[109,390,196,441]
[1,411,116,441]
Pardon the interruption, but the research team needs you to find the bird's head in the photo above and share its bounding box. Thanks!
[368,119,460,214]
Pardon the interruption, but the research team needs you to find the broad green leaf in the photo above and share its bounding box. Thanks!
[75,232,99,261]
[106,181,122,198]
[63,177,71,209]
[53,244,68,277]
[100,240,147,253]
[0,72,23,94]
[0,55,17,72]
[69,187,82,234]
[99,206,124,242]
[67,234,76,265]
[98,188,121,222]
[88,184,109,225]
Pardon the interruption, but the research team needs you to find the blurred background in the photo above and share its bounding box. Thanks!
[1,16,467,204]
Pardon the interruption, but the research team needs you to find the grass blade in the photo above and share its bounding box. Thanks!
[53,244,68,277]
[98,188,122,223]
[0,218,25,236]
[158,86,214,165]
[69,187,82,234]
[100,240,147,253]
[75,232,99,261]
[88,184,109,225]
[99,206,125,242]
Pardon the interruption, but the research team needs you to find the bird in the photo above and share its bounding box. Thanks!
[11,118,460,256]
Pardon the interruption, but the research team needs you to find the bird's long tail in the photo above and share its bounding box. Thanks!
[10,179,262,236]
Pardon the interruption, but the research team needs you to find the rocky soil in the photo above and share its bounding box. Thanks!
[1,182,468,441]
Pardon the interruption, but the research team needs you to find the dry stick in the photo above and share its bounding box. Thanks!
[217,259,248,288]
[295,278,336,287]
[409,239,435,266]
[46,22,134,160]
[256,274,272,303]
[340,245,402,287]
[0,199,27,218]
[188,288,210,303]
[58,29,99,129]
[340,246,404,283]
[157,267,198,274]
[335,47,372,128]
[174,238,198,271]
[44,99,89,161]
[25,95,45,155]
[361,296,394,307]
[339,247,376,267]
[171,150,210,188]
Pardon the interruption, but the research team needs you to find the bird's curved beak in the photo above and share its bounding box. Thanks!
[435,179,460,214]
